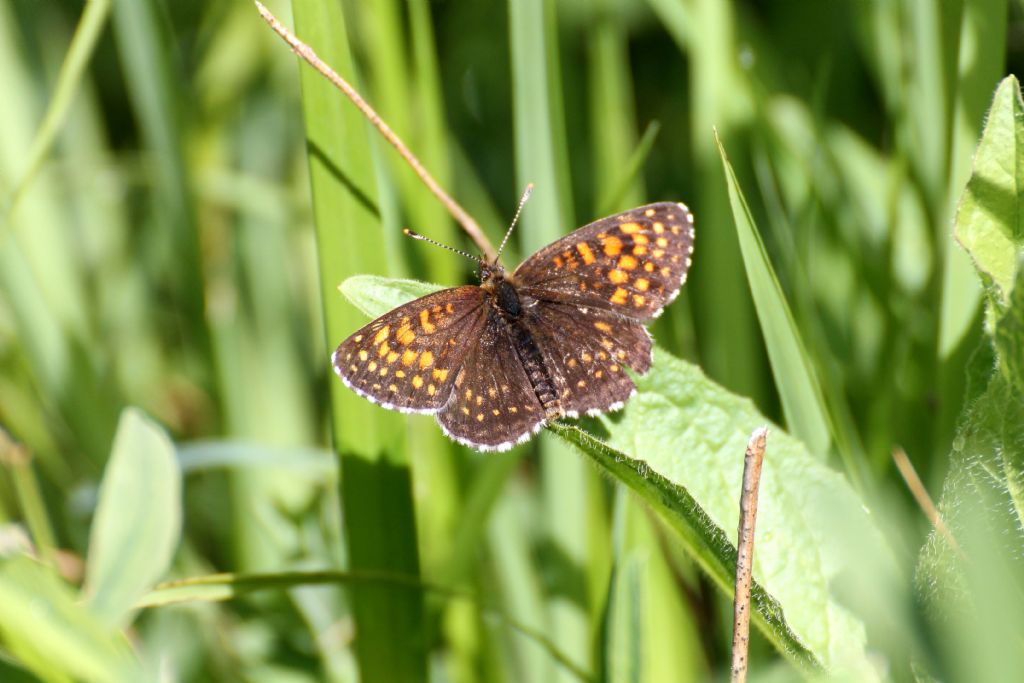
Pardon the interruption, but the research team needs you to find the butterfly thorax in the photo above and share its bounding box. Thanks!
[480,263,562,417]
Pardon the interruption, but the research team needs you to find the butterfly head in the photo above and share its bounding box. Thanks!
[478,261,509,288]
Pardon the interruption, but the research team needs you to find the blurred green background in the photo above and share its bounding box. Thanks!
[0,0,1021,681]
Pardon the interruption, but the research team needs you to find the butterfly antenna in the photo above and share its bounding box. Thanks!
[402,228,483,264]
[495,183,534,263]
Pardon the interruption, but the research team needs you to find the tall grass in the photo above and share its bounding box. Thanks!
[0,0,1020,681]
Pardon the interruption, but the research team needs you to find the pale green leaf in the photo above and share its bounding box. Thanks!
[338,275,444,319]
[82,408,181,628]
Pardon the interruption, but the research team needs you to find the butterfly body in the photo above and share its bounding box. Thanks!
[333,202,695,451]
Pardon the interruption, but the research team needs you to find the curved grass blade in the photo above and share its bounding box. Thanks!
[5,0,112,215]
[715,133,835,465]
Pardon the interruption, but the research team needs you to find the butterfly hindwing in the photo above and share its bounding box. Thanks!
[436,310,547,450]
[333,286,488,413]
[521,299,652,417]
[515,202,695,320]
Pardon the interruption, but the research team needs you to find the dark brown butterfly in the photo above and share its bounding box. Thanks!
[332,202,695,451]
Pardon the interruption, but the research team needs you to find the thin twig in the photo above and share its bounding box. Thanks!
[254,1,497,261]
[892,446,962,557]
[732,426,768,683]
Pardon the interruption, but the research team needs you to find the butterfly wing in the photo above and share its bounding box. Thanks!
[436,309,547,451]
[514,202,695,320]
[333,286,488,413]
[520,298,653,417]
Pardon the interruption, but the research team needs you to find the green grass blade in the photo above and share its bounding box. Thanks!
[597,121,660,217]
[715,134,836,464]
[649,0,765,402]
[112,0,210,369]
[82,408,181,628]
[509,2,591,680]
[288,0,427,680]
[5,0,112,215]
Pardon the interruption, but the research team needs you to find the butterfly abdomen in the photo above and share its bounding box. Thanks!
[489,280,562,418]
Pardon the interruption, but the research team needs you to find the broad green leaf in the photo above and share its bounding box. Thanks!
[954,75,1024,303]
[82,408,181,628]
[915,367,1024,681]
[995,256,1024,393]
[917,74,1024,681]
[339,275,444,320]
[716,133,834,462]
[340,274,891,678]
[555,349,893,680]
[0,555,137,683]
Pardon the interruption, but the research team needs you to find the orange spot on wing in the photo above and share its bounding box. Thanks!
[432,368,448,382]
[602,236,623,256]
[618,255,638,270]
[608,269,629,284]
[402,349,418,366]
[419,309,436,333]
[412,375,424,389]
[635,278,650,291]
[374,326,390,344]
[396,323,416,345]
[576,242,596,264]
[419,350,434,368]
[619,222,641,234]
[594,321,612,333]
[610,288,628,305]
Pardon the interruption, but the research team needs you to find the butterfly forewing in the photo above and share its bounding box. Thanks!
[515,202,695,320]
[437,312,546,450]
[333,286,487,413]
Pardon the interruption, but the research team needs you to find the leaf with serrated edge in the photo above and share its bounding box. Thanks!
[341,274,892,678]
[954,75,1024,303]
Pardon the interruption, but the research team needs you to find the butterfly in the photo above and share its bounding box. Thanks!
[332,202,695,451]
